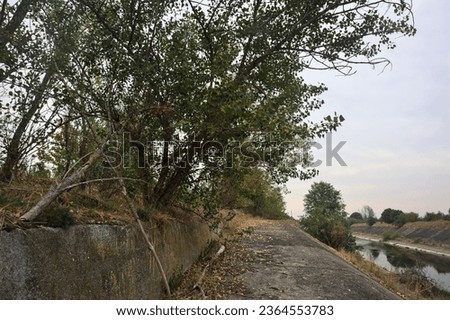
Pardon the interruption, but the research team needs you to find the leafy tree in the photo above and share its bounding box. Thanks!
[380,208,403,224]
[423,211,445,222]
[0,0,416,220]
[361,205,377,226]
[349,212,363,220]
[304,182,346,216]
[0,0,81,181]
[393,212,418,227]
[367,214,377,227]
[301,182,355,251]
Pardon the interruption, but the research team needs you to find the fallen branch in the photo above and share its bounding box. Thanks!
[192,245,225,298]
[19,143,107,221]
[106,160,172,297]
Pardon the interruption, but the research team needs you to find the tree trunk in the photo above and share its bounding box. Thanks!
[0,69,53,182]
[77,117,89,191]
[0,0,36,62]
[156,168,190,207]
[140,167,153,207]
[20,144,103,221]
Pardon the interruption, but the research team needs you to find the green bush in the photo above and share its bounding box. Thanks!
[168,266,184,292]
[367,215,377,226]
[382,231,400,241]
[0,192,24,207]
[137,207,153,221]
[394,212,418,227]
[301,208,356,251]
[42,207,76,229]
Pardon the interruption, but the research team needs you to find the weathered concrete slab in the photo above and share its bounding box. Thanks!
[232,220,399,300]
[0,219,212,299]
[352,224,450,244]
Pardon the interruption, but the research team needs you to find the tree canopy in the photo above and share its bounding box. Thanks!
[304,181,346,216]
[0,0,416,220]
[361,205,377,226]
[380,208,404,224]
[349,212,363,220]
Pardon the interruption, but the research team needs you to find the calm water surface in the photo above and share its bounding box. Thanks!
[356,238,450,292]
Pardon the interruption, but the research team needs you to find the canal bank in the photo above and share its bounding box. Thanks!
[353,234,450,259]
[355,237,450,293]
[351,221,450,253]
[351,221,450,294]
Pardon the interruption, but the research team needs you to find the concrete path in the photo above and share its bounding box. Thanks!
[230,220,399,300]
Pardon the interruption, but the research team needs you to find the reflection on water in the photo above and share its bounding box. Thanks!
[356,238,450,292]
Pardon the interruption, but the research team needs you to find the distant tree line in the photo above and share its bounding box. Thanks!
[348,207,450,228]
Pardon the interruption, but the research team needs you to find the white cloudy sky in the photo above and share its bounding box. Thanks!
[285,1,450,218]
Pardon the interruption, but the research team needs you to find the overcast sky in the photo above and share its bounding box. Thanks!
[285,1,450,218]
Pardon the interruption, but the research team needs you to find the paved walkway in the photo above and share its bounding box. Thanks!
[230,220,399,300]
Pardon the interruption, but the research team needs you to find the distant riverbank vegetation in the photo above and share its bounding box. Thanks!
[348,207,450,228]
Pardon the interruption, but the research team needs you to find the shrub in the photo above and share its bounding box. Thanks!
[423,211,446,221]
[137,207,153,221]
[168,266,184,292]
[301,208,356,251]
[0,192,24,207]
[382,231,400,241]
[367,215,377,226]
[393,212,418,227]
[42,207,76,229]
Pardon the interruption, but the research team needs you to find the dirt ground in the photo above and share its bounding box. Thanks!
[173,213,399,300]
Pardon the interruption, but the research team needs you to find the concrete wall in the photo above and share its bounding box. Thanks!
[0,218,212,299]
[351,224,450,244]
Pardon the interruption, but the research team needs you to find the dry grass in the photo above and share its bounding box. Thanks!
[353,220,450,230]
[337,250,450,300]
[352,222,394,228]
[0,176,187,229]
[405,220,450,230]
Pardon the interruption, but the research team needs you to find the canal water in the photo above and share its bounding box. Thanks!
[356,238,450,292]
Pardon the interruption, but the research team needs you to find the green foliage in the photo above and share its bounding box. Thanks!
[423,211,449,221]
[168,266,184,292]
[380,208,404,224]
[238,226,255,236]
[382,231,400,241]
[394,212,418,227]
[42,207,76,229]
[220,169,288,220]
[301,182,355,251]
[304,182,346,217]
[1,0,416,217]
[367,215,377,226]
[349,212,363,220]
[302,208,356,251]
[360,205,377,226]
[0,192,24,207]
[136,208,153,222]
[29,162,52,178]
[348,211,364,226]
